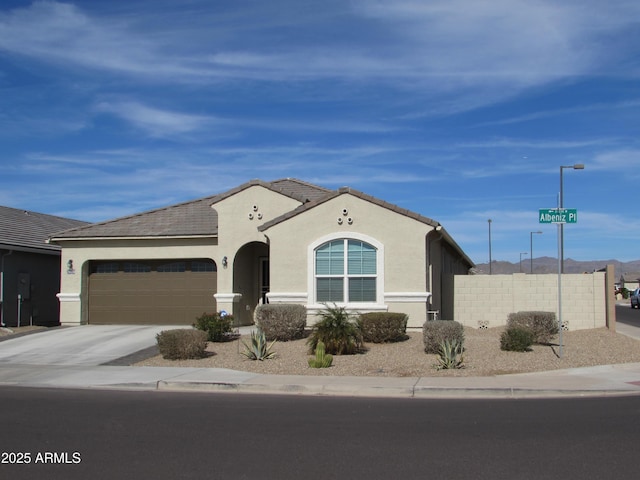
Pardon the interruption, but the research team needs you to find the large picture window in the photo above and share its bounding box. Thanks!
[315,239,376,303]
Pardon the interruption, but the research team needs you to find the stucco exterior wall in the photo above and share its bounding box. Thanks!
[454,272,607,330]
[213,185,300,295]
[263,193,434,328]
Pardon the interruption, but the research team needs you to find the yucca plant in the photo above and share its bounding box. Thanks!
[307,304,363,355]
[434,339,465,370]
[308,341,333,368]
[240,329,276,361]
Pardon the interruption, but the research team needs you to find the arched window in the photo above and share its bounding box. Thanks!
[315,239,377,303]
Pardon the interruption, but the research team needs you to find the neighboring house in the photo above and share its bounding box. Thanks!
[0,206,87,327]
[49,179,474,329]
[620,273,640,292]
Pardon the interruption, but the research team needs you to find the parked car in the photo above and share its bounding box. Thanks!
[631,288,640,309]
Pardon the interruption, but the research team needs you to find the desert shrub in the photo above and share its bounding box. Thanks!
[357,312,408,343]
[240,329,276,361]
[507,311,558,344]
[500,325,534,352]
[194,312,234,342]
[435,339,465,370]
[307,304,363,355]
[156,329,208,360]
[255,304,307,341]
[423,320,464,354]
[308,341,333,368]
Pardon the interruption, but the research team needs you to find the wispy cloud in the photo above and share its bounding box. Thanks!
[2,0,638,112]
[95,101,216,138]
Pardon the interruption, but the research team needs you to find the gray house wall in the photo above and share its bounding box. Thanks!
[1,249,62,327]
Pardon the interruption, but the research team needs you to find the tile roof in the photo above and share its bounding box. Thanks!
[50,178,332,240]
[258,186,440,231]
[0,205,88,253]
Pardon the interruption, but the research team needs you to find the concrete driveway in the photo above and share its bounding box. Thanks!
[0,325,184,366]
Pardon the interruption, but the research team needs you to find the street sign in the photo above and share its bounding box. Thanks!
[539,208,577,224]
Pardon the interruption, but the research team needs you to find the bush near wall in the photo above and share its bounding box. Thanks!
[156,329,208,360]
[194,312,234,342]
[255,304,307,341]
[507,311,558,344]
[357,312,408,343]
[500,325,534,352]
[423,320,464,354]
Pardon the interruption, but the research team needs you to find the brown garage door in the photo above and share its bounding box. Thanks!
[89,259,217,325]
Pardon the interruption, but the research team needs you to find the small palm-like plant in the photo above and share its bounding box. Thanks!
[308,341,333,368]
[240,329,276,361]
[307,304,363,355]
[435,339,465,370]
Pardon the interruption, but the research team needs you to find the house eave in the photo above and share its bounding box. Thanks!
[49,234,218,243]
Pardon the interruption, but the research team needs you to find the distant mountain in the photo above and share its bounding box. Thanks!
[473,258,640,278]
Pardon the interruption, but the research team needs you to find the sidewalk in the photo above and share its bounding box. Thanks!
[1,361,639,399]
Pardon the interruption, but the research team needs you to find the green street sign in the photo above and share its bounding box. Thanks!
[539,208,577,224]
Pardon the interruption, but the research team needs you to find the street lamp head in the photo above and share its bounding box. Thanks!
[573,164,585,170]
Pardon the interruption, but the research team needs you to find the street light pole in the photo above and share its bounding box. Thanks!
[557,163,584,357]
[488,219,492,275]
[530,231,542,274]
[559,164,584,273]
[519,252,528,273]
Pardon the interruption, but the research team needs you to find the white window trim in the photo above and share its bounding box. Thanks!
[307,232,385,309]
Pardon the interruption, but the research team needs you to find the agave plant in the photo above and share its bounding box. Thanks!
[435,339,464,370]
[240,328,276,361]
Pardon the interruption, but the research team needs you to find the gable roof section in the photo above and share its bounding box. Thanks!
[50,178,333,240]
[259,186,475,268]
[0,205,88,253]
[259,186,440,231]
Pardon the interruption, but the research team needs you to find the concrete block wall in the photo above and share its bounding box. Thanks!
[454,272,607,330]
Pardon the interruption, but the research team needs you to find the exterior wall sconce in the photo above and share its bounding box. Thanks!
[222,256,228,268]
[67,259,75,274]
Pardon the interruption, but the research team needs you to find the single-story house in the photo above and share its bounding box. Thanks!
[619,273,640,292]
[49,178,474,329]
[1,205,87,327]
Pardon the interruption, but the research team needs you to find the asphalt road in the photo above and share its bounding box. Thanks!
[617,302,640,327]
[1,387,639,480]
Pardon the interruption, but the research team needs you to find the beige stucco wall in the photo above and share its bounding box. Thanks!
[454,272,607,330]
[263,193,434,328]
[212,185,300,295]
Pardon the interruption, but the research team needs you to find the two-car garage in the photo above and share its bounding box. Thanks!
[88,259,217,325]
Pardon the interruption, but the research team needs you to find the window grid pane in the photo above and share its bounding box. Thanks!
[316,240,344,275]
[348,277,376,302]
[348,240,376,275]
[317,278,344,302]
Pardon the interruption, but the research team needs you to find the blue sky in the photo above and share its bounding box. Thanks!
[1,0,639,264]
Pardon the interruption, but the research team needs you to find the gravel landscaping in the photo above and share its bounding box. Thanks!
[135,326,640,377]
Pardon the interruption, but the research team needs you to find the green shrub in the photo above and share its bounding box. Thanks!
[500,325,534,352]
[507,311,558,344]
[255,304,307,341]
[240,329,276,361]
[156,329,208,360]
[307,304,363,355]
[357,312,408,343]
[423,320,464,354]
[435,339,465,370]
[308,341,333,368]
[194,312,234,342]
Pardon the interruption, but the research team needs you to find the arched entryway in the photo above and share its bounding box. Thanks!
[233,241,269,325]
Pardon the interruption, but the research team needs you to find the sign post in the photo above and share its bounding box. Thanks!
[539,208,578,358]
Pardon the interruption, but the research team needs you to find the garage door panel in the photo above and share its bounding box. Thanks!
[89,261,217,325]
